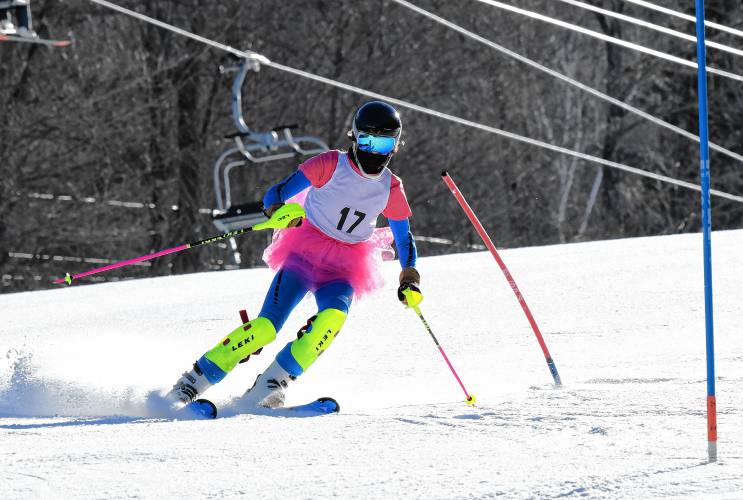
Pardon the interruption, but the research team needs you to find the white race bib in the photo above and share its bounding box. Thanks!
[304,153,391,243]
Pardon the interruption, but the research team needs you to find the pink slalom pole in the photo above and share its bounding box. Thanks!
[53,226,254,285]
[441,171,562,386]
[410,303,476,406]
[53,245,188,284]
[437,346,471,400]
[53,203,306,285]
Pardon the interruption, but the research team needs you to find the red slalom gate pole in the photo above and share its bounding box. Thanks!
[441,171,562,386]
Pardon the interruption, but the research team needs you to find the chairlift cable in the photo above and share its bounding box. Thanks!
[88,0,269,65]
[86,0,743,204]
[21,191,213,213]
[472,0,743,84]
[391,0,743,165]
[553,0,743,58]
[618,0,743,40]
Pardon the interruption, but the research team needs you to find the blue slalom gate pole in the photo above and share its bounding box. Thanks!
[694,0,717,463]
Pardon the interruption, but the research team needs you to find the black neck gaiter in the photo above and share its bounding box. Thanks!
[350,146,391,176]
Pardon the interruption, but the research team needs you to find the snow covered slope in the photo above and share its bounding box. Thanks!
[1,230,742,498]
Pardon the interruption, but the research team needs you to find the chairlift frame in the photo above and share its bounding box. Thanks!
[211,55,328,264]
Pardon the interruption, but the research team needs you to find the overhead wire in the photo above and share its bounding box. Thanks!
[203,66,743,204]
[391,0,743,165]
[618,0,743,39]
[7,251,153,266]
[472,0,743,84]
[22,191,213,213]
[86,0,743,204]
[552,0,743,58]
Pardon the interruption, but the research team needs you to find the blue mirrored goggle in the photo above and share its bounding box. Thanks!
[357,133,397,155]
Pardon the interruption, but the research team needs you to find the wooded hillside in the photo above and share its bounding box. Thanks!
[2,0,741,292]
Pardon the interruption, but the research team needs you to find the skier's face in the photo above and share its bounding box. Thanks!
[352,142,395,177]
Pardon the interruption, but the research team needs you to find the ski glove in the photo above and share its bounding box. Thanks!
[397,267,423,307]
[263,203,303,228]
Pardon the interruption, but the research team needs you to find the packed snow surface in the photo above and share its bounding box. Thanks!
[1,230,742,499]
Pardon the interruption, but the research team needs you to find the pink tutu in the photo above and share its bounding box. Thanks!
[263,221,386,298]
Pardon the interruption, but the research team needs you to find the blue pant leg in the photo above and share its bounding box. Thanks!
[196,268,308,384]
[275,281,354,377]
[314,281,354,313]
[257,268,310,331]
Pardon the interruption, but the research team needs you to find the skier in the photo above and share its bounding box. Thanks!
[0,0,36,38]
[166,101,422,414]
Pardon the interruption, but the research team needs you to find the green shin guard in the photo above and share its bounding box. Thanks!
[290,308,347,372]
[204,317,277,374]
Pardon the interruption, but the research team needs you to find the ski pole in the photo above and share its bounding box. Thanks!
[441,171,563,387]
[403,289,476,406]
[54,203,305,285]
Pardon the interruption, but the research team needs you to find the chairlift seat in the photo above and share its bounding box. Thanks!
[0,1,30,8]
[212,201,267,232]
[210,56,328,265]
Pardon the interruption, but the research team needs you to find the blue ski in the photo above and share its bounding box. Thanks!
[180,399,218,420]
[179,397,339,419]
[216,397,340,418]
[280,397,340,417]
[233,397,340,418]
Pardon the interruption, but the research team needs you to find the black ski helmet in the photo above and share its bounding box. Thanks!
[349,101,402,176]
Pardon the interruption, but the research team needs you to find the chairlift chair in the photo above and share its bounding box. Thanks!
[211,55,328,265]
[0,0,28,35]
